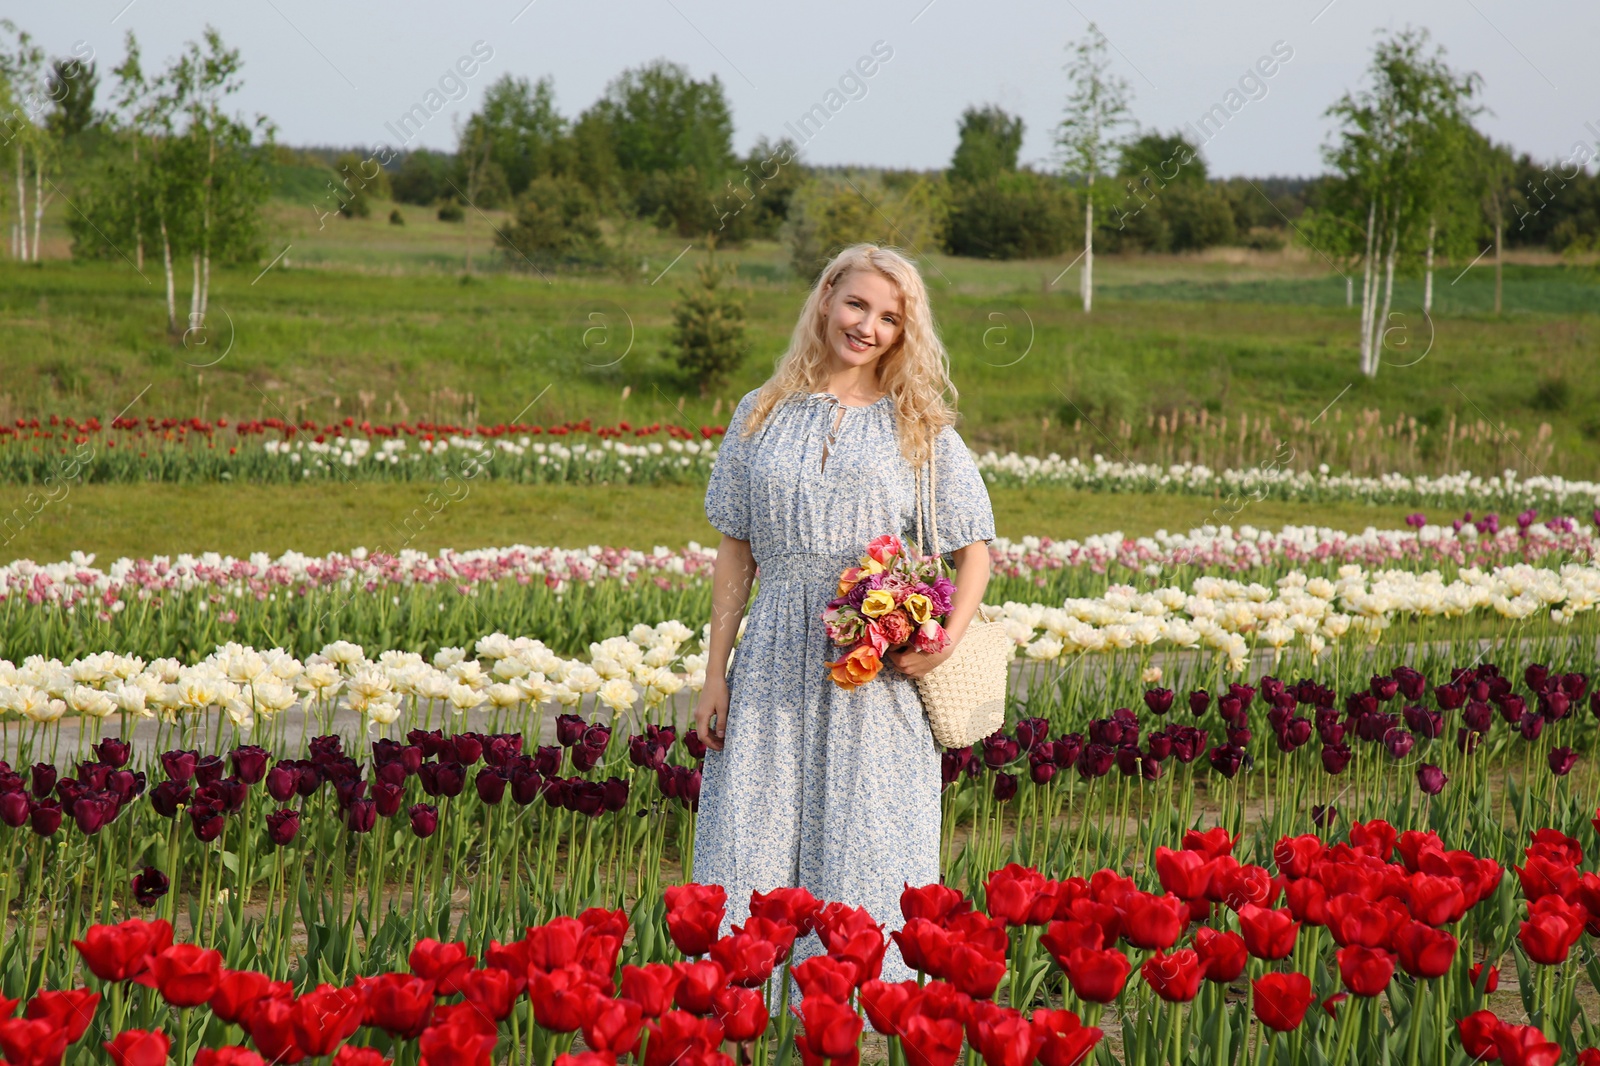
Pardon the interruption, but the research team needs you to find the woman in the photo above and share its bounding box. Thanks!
[691,242,996,986]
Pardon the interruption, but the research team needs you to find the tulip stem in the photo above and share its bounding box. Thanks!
[1404,979,1424,1066]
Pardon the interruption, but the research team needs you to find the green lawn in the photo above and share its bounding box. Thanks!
[0,481,1420,563]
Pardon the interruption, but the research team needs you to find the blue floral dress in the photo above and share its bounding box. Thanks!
[692,386,997,985]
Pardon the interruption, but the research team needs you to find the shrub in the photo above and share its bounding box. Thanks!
[784,173,947,283]
[943,169,1078,260]
[668,240,746,397]
[496,175,611,270]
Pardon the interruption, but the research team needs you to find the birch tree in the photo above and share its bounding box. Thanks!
[1055,23,1135,313]
[0,20,48,261]
[1316,28,1481,377]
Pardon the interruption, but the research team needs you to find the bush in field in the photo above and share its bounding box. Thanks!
[496,175,611,269]
[944,169,1079,259]
[333,152,392,219]
[784,172,947,283]
[668,240,746,397]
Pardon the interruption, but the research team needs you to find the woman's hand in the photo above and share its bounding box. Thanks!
[885,630,962,679]
[695,675,730,751]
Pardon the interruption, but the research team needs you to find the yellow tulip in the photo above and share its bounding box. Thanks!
[903,593,932,624]
[860,590,897,619]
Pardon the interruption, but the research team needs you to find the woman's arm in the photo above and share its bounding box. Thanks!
[694,533,757,750]
[887,539,991,678]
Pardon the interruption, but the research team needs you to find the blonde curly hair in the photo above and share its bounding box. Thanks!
[735,243,957,468]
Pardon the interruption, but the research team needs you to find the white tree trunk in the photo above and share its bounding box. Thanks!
[15,146,28,262]
[31,156,45,262]
[190,251,201,332]
[1423,218,1435,316]
[1357,199,1377,376]
[159,215,178,336]
[1082,195,1094,314]
[1373,218,1399,377]
[132,139,144,272]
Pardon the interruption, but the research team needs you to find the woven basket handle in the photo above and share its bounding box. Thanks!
[914,427,942,575]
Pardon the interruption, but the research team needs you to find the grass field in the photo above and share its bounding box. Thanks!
[4,192,1596,562]
[0,481,1422,563]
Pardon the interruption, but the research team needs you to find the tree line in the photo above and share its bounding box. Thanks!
[0,19,1595,377]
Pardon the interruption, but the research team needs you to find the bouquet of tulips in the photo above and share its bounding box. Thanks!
[822,534,956,689]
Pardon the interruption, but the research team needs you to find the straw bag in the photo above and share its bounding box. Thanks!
[910,429,1011,749]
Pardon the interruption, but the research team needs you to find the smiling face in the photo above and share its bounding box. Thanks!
[822,269,905,375]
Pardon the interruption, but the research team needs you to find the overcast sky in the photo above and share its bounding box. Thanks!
[6,0,1595,178]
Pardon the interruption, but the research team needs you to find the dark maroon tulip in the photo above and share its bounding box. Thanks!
[1383,728,1415,760]
[1320,742,1352,775]
[510,766,543,805]
[1560,672,1587,700]
[189,803,224,842]
[375,761,408,787]
[1416,763,1448,795]
[1590,690,1600,720]
[1548,747,1578,777]
[1115,746,1142,777]
[1495,694,1526,724]
[1392,667,1426,701]
[94,737,131,768]
[1088,718,1123,747]
[194,755,225,787]
[1146,731,1173,761]
[1076,743,1115,780]
[106,770,142,806]
[1408,704,1446,738]
[601,777,630,812]
[683,731,707,761]
[982,734,1020,769]
[1456,728,1483,755]
[1432,684,1465,711]
[546,777,573,807]
[1229,682,1256,708]
[940,751,964,788]
[451,733,484,765]
[569,781,605,817]
[1226,726,1252,749]
[1029,755,1058,785]
[0,791,29,828]
[1524,663,1549,693]
[310,734,346,762]
[1207,745,1244,779]
[148,781,190,818]
[1144,688,1175,716]
[475,767,508,805]
[409,803,439,838]
[294,763,323,798]
[1370,675,1399,702]
[211,777,247,813]
[1311,803,1338,828]
[30,763,57,800]
[418,761,466,798]
[1052,733,1084,769]
[372,780,405,818]
[1538,691,1571,721]
[629,735,666,770]
[647,724,676,750]
[683,768,702,810]
[1188,690,1211,716]
[1459,702,1489,734]
[1518,712,1544,741]
[1015,716,1051,751]
[266,809,300,846]
[78,761,112,791]
[1345,691,1377,718]
[571,740,607,774]
[230,745,270,785]
[30,799,62,836]
[132,866,169,907]
[321,757,362,786]
[345,799,377,833]
[991,771,1018,802]
[265,765,298,802]
[160,749,198,785]
[372,738,407,767]
[533,746,563,776]
[333,778,367,811]
[1217,694,1245,726]
[555,714,587,747]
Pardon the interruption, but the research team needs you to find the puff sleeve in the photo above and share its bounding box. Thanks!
[704,389,761,540]
[926,423,996,554]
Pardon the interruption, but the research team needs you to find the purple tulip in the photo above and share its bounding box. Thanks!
[132,866,169,908]
[1311,803,1338,828]
[372,780,405,818]
[0,791,29,828]
[1320,742,1352,775]
[1416,763,1448,795]
[1143,688,1174,716]
[1524,664,1549,693]
[405,729,445,758]
[230,745,270,785]
[982,734,1020,769]
[189,803,224,842]
[267,809,300,846]
[601,777,630,812]
[451,733,485,766]
[1029,755,1058,785]
[1392,667,1426,701]
[1383,728,1415,760]
[555,714,587,747]
[160,750,198,785]
[410,803,439,838]
[345,798,376,833]
[148,781,191,819]
[1188,690,1211,717]
[991,771,1018,802]
[30,799,62,836]
[265,765,298,802]
[94,737,131,768]
[1207,744,1244,779]
[475,767,508,805]
[511,765,544,805]
[310,734,347,762]
[533,745,563,777]
[1548,747,1578,777]
[30,763,57,800]
[1518,712,1545,741]
[194,755,225,787]
[1075,743,1115,780]
[375,761,408,787]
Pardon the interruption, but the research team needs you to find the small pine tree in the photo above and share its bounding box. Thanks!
[669,237,747,397]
